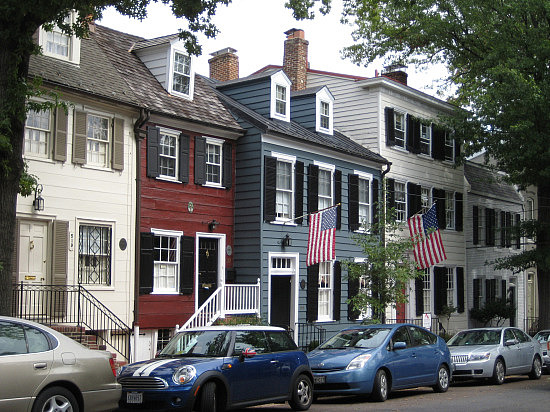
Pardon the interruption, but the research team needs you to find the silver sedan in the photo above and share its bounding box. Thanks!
[448,327,543,384]
[0,316,121,411]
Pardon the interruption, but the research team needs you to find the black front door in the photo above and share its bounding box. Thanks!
[271,276,291,329]
[198,238,218,307]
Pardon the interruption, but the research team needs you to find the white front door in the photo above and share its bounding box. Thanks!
[18,220,48,285]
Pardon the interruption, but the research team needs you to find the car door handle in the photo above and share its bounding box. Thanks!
[270,360,279,364]
[34,362,47,369]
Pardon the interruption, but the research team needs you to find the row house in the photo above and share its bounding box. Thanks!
[208,54,390,342]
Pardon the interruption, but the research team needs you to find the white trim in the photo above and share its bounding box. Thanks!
[194,232,226,312]
[313,160,335,171]
[354,170,373,181]
[270,71,291,122]
[271,152,296,162]
[151,228,183,236]
[76,219,115,288]
[167,45,195,100]
[315,87,335,135]
[39,12,81,64]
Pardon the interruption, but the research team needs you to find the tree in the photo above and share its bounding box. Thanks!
[291,0,550,329]
[346,199,422,324]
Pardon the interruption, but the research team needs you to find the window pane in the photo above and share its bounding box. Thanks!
[153,234,179,293]
[87,114,109,166]
[395,182,406,221]
[446,192,455,229]
[173,52,191,95]
[276,160,293,219]
[78,225,112,285]
[206,143,221,184]
[420,123,430,155]
[159,133,177,178]
[358,178,370,227]
[423,269,431,314]
[24,109,50,156]
[320,101,330,130]
[394,112,405,147]
[318,261,332,320]
[275,85,287,115]
[318,169,332,210]
[447,268,454,307]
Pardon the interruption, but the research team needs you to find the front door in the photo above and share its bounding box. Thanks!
[270,276,291,329]
[198,238,219,307]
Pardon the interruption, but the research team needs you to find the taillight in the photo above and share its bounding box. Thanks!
[109,356,117,377]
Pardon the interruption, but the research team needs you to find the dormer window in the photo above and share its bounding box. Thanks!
[275,85,287,116]
[39,12,80,64]
[270,71,291,122]
[172,51,191,95]
[320,101,330,130]
[315,87,334,134]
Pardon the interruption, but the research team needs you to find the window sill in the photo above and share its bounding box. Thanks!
[24,155,55,164]
[389,145,408,153]
[80,285,115,292]
[270,220,297,226]
[203,183,225,189]
[156,176,182,184]
[81,164,115,173]
[315,319,335,324]
[151,291,180,295]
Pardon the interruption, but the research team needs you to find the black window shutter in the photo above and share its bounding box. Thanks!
[454,136,461,163]
[505,212,512,247]
[307,264,319,322]
[407,115,420,153]
[386,178,395,209]
[348,275,360,321]
[433,189,446,229]
[146,126,160,178]
[264,156,277,222]
[515,213,521,249]
[385,107,395,146]
[407,183,421,218]
[295,161,304,225]
[194,136,206,185]
[223,141,232,189]
[372,179,379,230]
[335,169,342,229]
[178,133,190,183]
[333,261,341,321]
[485,208,494,246]
[433,266,447,315]
[456,267,465,313]
[180,236,194,294]
[348,174,359,231]
[500,211,506,248]
[307,165,319,220]
[432,125,445,161]
[139,232,154,294]
[473,278,480,309]
[455,192,463,232]
[415,276,424,317]
[501,279,507,301]
[473,206,479,245]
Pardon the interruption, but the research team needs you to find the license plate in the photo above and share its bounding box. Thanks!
[127,392,143,404]
[314,375,326,384]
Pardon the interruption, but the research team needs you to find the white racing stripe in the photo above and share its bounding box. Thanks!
[132,359,176,376]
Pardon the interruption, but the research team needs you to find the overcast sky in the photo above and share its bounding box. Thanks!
[98,0,447,97]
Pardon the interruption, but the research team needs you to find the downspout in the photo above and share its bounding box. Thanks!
[132,108,150,361]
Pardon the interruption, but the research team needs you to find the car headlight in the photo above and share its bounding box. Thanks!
[469,353,491,361]
[346,353,372,370]
[172,365,196,384]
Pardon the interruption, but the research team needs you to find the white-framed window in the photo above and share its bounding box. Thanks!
[526,198,534,221]
[270,71,291,121]
[271,256,294,271]
[206,140,222,185]
[395,181,406,221]
[394,111,406,148]
[421,186,431,209]
[87,113,110,167]
[446,268,455,307]
[152,229,182,294]
[446,192,455,229]
[78,223,112,286]
[420,123,431,155]
[318,261,333,321]
[24,108,51,157]
[39,12,80,64]
[275,84,287,116]
[172,51,192,96]
[159,130,178,179]
[358,177,371,227]
[423,269,431,314]
[276,159,294,221]
[318,168,333,210]
[315,87,334,134]
[320,101,330,130]
[444,131,455,162]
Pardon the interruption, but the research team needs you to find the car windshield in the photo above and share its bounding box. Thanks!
[318,328,391,349]
[447,330,501,346]
[534,331,550,343]
[158,330,232,357]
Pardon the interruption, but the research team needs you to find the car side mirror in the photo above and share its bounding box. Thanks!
[393,341,407,350]
[238,347,257,362]
[504,338,518,346]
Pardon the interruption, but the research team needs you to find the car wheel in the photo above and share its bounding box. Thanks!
[528,356,542,380]
[491,358,505,385]
[200,381,222,412]
[433,365,450,393]
[288,374,313,411]
[32,386,79,412]
[371,369,388,402]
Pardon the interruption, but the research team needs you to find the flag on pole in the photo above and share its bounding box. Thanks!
[307,206,337,266]
[407,203,447,269]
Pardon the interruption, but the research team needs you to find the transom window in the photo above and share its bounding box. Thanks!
[276,160,293,220]
[318,261,333,321]
[275,85,287,116]
[394,112,406,148]
[318,168,333,210]
[394,181,406,221]
[446,192,455,229]
[320,101,330,130]
[153,233,180,293]
[24,109,51,157]
[420,123,431,155]
[159,132,178,178]
[272,257,293,270]
[446,268,455,307]
[87,114,110,167]
[423,269,431,314]
[358,178,370,227]
[206,142,222,185]
[172,52,191,96]
[78,225,112,286]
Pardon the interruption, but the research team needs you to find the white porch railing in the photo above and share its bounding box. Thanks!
[178,279,260,331]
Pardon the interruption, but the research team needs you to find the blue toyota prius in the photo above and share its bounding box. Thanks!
[307,323,452,401]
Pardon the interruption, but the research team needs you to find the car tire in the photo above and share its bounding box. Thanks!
[200,381,222,412]
[288,374,313,411]
[432,365,450,393]
[528,356,542,380]
[491,358,505,385]
[371,369,389,402]
[32,386,79,412]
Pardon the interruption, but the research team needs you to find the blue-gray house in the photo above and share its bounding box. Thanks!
[207,52,390,345]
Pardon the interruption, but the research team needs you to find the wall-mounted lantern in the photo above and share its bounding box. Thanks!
[33,184,44,211]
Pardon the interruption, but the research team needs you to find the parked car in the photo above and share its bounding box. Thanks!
[0,315,121,412]
[448,327,543,384]
[307,323,452,402]
[117,325,313,411]
[533,329,550,372]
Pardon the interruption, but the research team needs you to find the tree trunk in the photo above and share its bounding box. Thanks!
[536,183,550,330]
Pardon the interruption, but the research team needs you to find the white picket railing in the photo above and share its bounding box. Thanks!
[178,279,260,331]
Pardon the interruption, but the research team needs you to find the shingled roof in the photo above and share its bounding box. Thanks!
[464,161,522,204]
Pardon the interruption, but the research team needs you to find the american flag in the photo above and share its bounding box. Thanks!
[307,206,337,266]
[407,203,447,269]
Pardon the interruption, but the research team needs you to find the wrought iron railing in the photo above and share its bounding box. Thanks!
[385,317,441,333]
[11,283,131,361]
[296,323,327,352]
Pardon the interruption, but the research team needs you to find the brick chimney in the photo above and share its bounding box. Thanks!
[209,47,239,82]
[283,28,309,91]
[382,64,408,86]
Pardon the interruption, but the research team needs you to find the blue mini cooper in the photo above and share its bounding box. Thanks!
[117,326,313,411]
